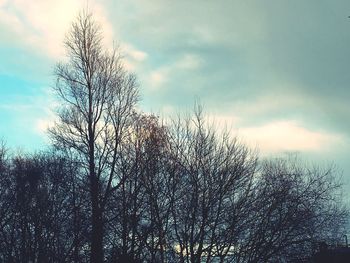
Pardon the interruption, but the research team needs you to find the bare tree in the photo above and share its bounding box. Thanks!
[238,157,348,263]
[49,11,138,262]
[102,113,170,262]
[166,107,258,263]
[159,109,347,263]
[0,151,88,263]
[0,117,348,263]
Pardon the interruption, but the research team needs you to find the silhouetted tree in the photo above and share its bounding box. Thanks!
[49,11,138,262]
[101,113,170,262]
[0,151,89,262]
[240,157,348,263]
[0,115,348,263]
[166,107,258,263]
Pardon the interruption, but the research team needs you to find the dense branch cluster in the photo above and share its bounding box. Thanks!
[0,12,347,263]
[0,118,347,263]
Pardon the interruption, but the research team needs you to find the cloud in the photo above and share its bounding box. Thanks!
[0,0,114,58]
[236,120,343,155]
[121,43,148,71]
[149,69,168,88]
[146,53,203,90]
[1,0,350,172]
[184,112,342,156]
[122,43,148,62]
[111,0,267,49]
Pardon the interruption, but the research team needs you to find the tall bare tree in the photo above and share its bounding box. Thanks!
[49,12,138,262]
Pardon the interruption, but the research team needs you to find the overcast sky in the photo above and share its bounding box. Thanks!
[1,0,350,189]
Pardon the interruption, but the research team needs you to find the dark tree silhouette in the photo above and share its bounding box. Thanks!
[166,107,258,263]
[242,157,348,263]
[0,117,348,263]
[49,12,138,263]
[0,151,89,262]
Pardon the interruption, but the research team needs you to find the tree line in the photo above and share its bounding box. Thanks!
[0,12,348,263]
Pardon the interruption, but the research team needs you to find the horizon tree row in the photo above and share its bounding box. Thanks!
[0,112,347,262]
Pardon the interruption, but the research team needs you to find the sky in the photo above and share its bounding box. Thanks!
[0,0,350,190]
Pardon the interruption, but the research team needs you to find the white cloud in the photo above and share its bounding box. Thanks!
[235,120,343,155]
[0,0,114,58]
[121,43,148,71]
[174,109,341,156]
[184,114,340,156]
[122,43,148,62]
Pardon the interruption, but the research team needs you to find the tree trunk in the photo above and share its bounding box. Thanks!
[90,174,104,263]
[89,119,104,262]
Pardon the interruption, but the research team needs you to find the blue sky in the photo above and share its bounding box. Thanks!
[1,0,350,190]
